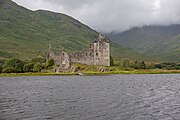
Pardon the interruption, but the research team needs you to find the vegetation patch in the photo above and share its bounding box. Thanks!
[0,57,179,76]
[0,51,12,58]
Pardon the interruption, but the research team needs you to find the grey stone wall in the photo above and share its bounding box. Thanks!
[47,33,110,70]
[48,50,70,70]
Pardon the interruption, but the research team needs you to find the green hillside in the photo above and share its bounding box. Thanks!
[150,34,180,61]
[107,25,180,62]
[0,0,145,61]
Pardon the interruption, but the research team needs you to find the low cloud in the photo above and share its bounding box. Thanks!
[13,0,180,33]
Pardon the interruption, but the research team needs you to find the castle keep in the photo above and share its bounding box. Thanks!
[47,34,110,70]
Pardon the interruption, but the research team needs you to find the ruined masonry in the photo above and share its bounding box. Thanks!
[47,34,110,71]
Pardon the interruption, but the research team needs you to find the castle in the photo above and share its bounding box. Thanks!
[47,34,110,71]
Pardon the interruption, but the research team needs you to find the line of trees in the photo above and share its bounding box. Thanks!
[0,58,55,73]
[154,62,180,70]
[0,57,179,73]
[115,58,180,70]
[119,58,146,69]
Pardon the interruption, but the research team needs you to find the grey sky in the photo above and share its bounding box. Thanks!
[12,0,180,33]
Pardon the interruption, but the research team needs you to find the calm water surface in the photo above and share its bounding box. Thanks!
[0,74,180,120]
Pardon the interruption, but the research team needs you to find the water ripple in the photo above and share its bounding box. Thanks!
[0,74,180,120]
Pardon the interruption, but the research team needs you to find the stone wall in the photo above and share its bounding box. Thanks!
[47,50,70,70]
[47,34,110,70]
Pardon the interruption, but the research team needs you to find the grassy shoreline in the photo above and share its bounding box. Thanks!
[0,69,179,77]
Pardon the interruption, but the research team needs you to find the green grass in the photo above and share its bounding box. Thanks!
[0,69,179,77]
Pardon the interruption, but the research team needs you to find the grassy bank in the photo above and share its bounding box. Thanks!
[0,72,76,77]
[82,69,180,75]
[0,69,179,77]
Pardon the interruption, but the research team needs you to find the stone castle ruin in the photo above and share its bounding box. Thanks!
[47,34,110,71]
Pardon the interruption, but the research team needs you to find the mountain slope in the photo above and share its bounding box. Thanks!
[107,25,180,61]
[151,34,180,61]
[0,0,145,61]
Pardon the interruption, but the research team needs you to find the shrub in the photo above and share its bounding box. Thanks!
[23,63,34,72]
[140,61,146,69]
[154,62,180,70]
[33,62,43,72]
[46,59,54,68]
[121,58,130,68]
[173,65,180,70]
[131,61,146,69]
[3,58,25,73]
[0,65,2,73]
[155,64,162,69]
[2,67,15,73]
[146,63,156,69]
[0,59,4,65]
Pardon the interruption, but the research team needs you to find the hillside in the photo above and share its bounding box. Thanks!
[107,25,180,62]
[0,0,145,61]
[151,34,180,61]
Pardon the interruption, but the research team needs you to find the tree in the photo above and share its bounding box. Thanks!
[0,59,4,66]
[3,58,17,68]
[3,58,24,73]
[130,61,138,69]
[155,62,180,70]
[155,64,162,69]
[131,61,146,69]
[33,62,43,72]
[146,63,156,69]
[46,59,54,68]
[14,61,25,73]
[121,58,130,68]
[140,61,146,69]
[110,56,114,66]
[23,63,34,72]
[0,65,2,73]
[2,67,15,73]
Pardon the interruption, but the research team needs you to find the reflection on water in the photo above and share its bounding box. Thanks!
[0,74,180,120]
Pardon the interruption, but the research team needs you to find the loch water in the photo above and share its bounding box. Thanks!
[0,74,180,120]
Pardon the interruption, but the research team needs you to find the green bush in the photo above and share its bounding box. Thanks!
[3,58,24,73]
[146,63,156,69]
[131,61,146,69]
[46,59,54,68]
[2,67,15,73]
[0,65,2,73]
[154,62,180,70]
[23,63,34,72]
[121,58,130,68]
[155,64,162,69]
[173,65,180,70]
[33,62,43,72]
[0,59,4,65]
[110,56,114,66]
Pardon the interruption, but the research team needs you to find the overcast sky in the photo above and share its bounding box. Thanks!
[12,0,180,33]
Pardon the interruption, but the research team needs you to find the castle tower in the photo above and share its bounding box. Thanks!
[93,33,110,66]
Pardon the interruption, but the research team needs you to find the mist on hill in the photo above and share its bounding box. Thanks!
[13,0,180,33]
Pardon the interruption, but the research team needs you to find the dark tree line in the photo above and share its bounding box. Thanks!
[0,58,54,73]
[155,62,180,70]
[113,58,180,70]
[0,57,179,73]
